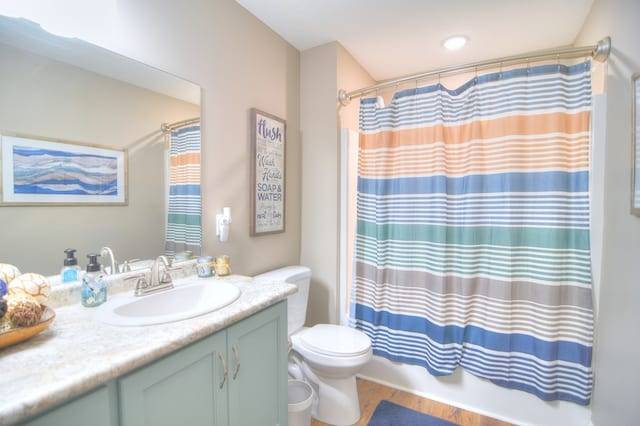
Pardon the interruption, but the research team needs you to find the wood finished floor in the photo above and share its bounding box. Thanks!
[310,378,512,426]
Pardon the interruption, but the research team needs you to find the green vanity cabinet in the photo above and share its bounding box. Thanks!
[119,300,288,426]
[22,384,118,426]
[20,301,287,426]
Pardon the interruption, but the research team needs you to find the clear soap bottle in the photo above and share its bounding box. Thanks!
[82,253,107,307]
[61,248,81,283]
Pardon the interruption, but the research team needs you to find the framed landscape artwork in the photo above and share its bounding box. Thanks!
[0,134,127,205]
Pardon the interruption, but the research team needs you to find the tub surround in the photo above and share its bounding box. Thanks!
[0,272,296,425]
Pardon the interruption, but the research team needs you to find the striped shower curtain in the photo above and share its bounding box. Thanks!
[165,125,202,256]
[352,62,594,404]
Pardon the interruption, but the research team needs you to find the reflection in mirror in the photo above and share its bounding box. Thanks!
[0,16,201,277]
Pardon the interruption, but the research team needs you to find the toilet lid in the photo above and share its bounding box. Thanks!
[299,324,371,357]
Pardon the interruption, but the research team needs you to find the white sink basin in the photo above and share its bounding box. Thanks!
[95,277,241,326]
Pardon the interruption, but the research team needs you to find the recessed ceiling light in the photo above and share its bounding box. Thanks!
[443,35,468,50]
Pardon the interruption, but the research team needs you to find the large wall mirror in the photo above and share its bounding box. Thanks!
[0,16,201,276]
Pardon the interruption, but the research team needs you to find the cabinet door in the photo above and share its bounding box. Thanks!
[22,384,117,426]
[119,331,228,426]
[227,301,287,426]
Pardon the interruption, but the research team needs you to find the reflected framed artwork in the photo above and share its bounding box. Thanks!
[632,72,640,216]
[250,108,286,236]
[0,134,127,205]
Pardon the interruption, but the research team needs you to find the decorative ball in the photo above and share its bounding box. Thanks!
[6,293,39,312]
[0,264,21,296]
[9,297,42,327]
[8,273,51,304]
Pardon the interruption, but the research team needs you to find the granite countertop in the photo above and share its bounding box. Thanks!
[0,272,296,425]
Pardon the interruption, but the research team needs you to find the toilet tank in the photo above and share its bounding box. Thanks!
[253,266,311,335]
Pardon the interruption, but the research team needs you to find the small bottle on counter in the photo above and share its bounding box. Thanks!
[196,256,214,278]
[213,255,231,277]
[61,248,81,283]
[82,253,107,307]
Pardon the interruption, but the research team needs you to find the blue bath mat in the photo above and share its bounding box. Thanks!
[368,400,460,426]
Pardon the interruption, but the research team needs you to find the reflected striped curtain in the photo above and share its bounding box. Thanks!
[165,125,202,256]
[352,62,594,404]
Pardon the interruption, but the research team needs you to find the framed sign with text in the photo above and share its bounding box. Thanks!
[250,108,285,235]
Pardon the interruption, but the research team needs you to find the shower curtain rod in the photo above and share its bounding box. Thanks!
[338,36,611,105]
[161,117,200,133]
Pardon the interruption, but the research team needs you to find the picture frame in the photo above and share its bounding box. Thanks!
[632,72,640,216]
[0,133,128,205]
[250,108,286,235]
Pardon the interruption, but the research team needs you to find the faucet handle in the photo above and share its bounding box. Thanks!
[134,275,149,296]
[157,256,173,283]
[160,271,173,285]
[122,258,142,273]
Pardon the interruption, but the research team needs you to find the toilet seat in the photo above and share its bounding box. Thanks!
[298,324,371,357]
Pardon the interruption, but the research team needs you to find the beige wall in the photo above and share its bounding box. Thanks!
[1,0,302,276]
[300,42,339,325]
[576,1,640,424]
[299,42,374,325]
[0,42,198,275]
[337,45,376,130]
[196,1,301,276]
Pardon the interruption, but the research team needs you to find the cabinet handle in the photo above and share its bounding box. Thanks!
[232,343,241,380]
[218,352,228,389]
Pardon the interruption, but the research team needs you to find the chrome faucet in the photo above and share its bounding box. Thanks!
[134,255,174,296]
[100,246,118,275]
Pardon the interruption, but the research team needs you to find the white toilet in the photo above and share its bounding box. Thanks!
[254,266,372,426]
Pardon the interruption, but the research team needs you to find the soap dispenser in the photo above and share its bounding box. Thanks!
[82,253,107,307]
[61,248,81,283]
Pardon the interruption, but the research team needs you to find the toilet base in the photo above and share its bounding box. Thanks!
[312,375,361,426]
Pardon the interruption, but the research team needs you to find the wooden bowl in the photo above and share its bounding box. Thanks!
[0,306,55,349]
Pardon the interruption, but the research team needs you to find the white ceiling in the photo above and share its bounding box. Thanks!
[235,0,595,82]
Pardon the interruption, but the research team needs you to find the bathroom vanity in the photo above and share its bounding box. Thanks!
[0,274,296,426]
